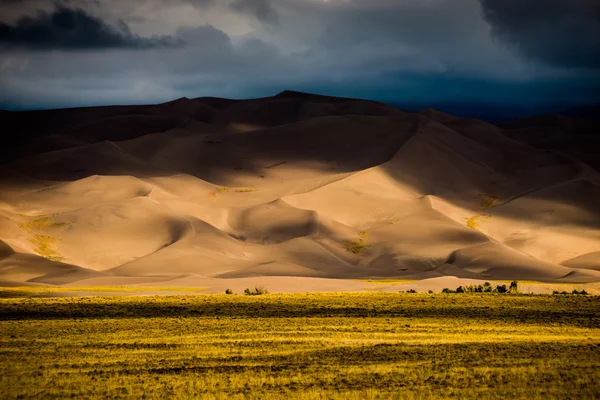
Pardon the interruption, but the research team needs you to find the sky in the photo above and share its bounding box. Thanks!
[0,0,599,112]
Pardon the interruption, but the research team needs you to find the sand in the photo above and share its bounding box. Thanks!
[0,92,599,292]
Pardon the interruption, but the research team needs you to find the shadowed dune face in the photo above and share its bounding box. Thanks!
[1,91,600,288]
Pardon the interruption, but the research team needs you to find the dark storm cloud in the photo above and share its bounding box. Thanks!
[480,0,600,69]
[1,0,599,111]
[229,0,278,24]
[0,4,181,49]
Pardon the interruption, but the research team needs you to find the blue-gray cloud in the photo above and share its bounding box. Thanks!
[0,4,181,49]
[480,0,600,69]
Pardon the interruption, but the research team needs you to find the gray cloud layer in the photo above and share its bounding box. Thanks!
[0,4,180,49]
[229,0,278,24]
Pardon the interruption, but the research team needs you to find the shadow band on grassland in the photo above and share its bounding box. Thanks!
[0,294,598,328]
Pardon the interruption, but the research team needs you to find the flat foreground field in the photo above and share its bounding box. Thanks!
[1,293,599,399]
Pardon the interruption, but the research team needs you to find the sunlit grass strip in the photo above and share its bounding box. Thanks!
[0,286,207,297]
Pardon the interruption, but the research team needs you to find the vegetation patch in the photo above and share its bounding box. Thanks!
[344,238,370,254]
[235,186,257,193]
[344,232,371,254]
[19,215,71,232]
[27,234,64,262]
[244,286,269,295]
[210,187,230,198]
[479,194,499,209]
[554,289,589,295]
[0,293,598,399]
[465,214,491,230]
[18,215,69,262]
[443,281,520,294]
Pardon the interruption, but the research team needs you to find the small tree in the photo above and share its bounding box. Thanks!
[442,288,452,293]
[225,288,233,295]
[509,280,519,293]
[456,286,465,293]
[407,289,417,293]
[496,284,508,293]
[483,282,492,293]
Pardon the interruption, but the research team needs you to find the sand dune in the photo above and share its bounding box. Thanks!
[0,249,104,286]
[1,91,599,291]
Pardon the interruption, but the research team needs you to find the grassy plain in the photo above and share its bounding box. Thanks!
[0,293,599,399]
[0,286,207,298]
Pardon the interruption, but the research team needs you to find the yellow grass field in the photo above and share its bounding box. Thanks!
[1,292,599,399]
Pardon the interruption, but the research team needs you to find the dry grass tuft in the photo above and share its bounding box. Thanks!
[18,214,69,262]
[465,214,491,230]
[235,186,257,193]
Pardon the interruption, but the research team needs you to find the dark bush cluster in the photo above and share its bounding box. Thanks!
[553,289,588,295]
[442,281,519,294]
[401,289,435,294]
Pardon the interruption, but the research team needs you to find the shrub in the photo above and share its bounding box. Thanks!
[407,289,417,293]
[496,285,508,293]
[244,286,269,296]
[344,239,370,254]
[440,283,521,295]
[509,280,519,293]
[553,290,589,296]
[225,289,233,295]
[571,289,589,295]
[428,290,434,294]
[483,282,493,293]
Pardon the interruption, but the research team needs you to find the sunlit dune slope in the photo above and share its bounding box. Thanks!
[1,91,599,287]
